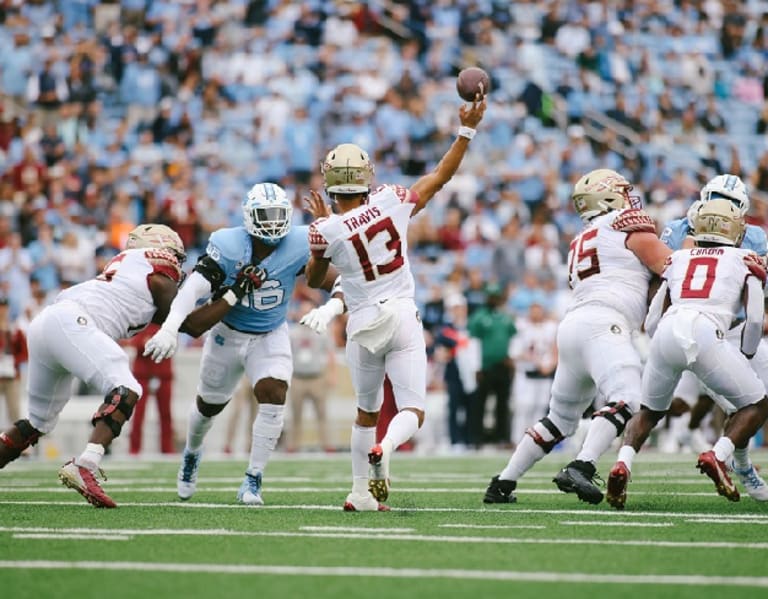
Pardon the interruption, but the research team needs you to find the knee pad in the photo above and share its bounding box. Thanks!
[91,386,136,438]
[592,401,634,435]
[525,417,565,453]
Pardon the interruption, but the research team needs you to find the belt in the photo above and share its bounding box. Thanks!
[223,321,270,335]
[525,370,554,380]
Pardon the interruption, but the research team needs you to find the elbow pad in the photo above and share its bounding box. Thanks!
[193,255,226,290]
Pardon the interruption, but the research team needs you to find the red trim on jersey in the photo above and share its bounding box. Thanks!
[309,220,329,253]
[612,209,656,234]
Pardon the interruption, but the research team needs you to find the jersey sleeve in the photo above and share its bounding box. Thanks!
[145,248,182,282]
[659,219,689,250]
[743,225,768,257]
[612,209,657,234]
[309,219,330,258]
[373,184,418,205]
[206,229,239,275]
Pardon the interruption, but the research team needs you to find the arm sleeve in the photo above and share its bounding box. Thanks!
[160,271,213,333]
[644,280,668,338]
[741,275,764,358]
[309,220,330,258]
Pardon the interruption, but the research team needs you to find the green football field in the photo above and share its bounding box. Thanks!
[1,449,767,599]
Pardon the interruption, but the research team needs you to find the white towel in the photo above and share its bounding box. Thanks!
[349,301,401,353]
[672,310,700,365]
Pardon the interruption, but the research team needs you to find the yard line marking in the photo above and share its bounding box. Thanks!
[1,527,766,550]
[12,533,130,541]
[299,527,415,533]
[0,560,767,587]
[2,501,768,521]
[559,521,675,528]
[686,518,768,525]
[439,524,546,530]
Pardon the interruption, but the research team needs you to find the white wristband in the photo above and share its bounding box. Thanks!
[222,289,238,307]
[458,126,476,140]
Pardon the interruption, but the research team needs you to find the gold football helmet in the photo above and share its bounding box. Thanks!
[693,198,745,246]
[321,143,375,195]
[572,169,632,222]
[126,224,186,261]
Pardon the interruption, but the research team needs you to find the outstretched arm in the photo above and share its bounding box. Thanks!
[409,96,486,216]
[627,232,673,275]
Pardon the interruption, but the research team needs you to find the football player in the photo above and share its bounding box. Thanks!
[607,199,768,508]
[0,224,233,508]
[659,174,768,500]
[483,168,671,505]
[303,95,486,511]
[144,182,340,506]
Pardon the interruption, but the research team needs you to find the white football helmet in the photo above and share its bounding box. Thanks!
[322,143,375,195]
[242,182,292,245]
[700,174,750,216]
[686,200,702,227]
[126,224,186,262]
[693,198,745,246]
[572,169,633,222]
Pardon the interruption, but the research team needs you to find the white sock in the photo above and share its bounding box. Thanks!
[247,403,285,474]
[617,445,637,472]
[712,436,736,463]
[732,447,751,471]
[382,410,419,450]
[76,443,105,471]
[185,402,215,452]
[499,435,545,481]
[576,417,619,464]
[351,424,375,495]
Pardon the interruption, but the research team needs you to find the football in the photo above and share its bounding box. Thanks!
[456,67,490,102]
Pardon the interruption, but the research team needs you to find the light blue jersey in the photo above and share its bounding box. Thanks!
[660,217,767,256]
[205,225,309,333]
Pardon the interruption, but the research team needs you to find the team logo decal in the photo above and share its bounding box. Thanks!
[77,316,87,326]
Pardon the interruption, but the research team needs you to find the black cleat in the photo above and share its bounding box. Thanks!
[483,475,517,504]
[553,460,604,504]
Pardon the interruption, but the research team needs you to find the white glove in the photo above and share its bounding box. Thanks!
[143,326,179,363]
[299,297,344,334]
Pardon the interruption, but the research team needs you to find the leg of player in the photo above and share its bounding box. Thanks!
[177,395,223,500]
[0,419,42,468]
[59,386,140,509]
[345,406,389,512]
[369,406,423,502]
[698,396,768,502]
[237,377,287,506]
[606,406,667,509]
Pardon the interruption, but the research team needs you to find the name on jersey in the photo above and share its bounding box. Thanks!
[690,248,724,256]
[343,206,382,232]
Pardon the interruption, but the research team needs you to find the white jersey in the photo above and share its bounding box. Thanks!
[565,208,656,329]
[662,247,761,331]
[510,317,558,375]
[310,184,416,313]
[55,247,182,340]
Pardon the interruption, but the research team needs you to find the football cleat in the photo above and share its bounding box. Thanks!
[483,475,517,504]
[733,464,768,501]
[177,449,201,500]
[606,461,630,510]
[237,470,264,506]
[343,491,390,512]
[58,459,116,508]
[697,450,740,502]
[368,443,391,502]
[553,459,604,504]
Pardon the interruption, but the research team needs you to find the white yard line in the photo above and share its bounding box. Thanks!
[2,501,768,522]
[559,520,675,528]
[439,524,546,530]
[0,560,766,587]
[12,533,130,541]
[1,526,765,549]
[299,526,415,533]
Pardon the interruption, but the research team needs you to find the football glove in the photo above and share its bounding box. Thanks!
[143,326,179,363]
[233,264,267,299]
[299,297,345,334]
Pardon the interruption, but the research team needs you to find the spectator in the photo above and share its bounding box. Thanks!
[468,282,516,448]
[127,324,175,455]
[0,297,28,428]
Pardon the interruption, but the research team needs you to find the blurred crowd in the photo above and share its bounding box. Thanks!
[2,0,768,355]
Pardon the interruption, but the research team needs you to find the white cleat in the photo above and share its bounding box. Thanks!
[236,471,264,506]
[177,449,201,500]
[343,491,389,512]
[734,464,768,501]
